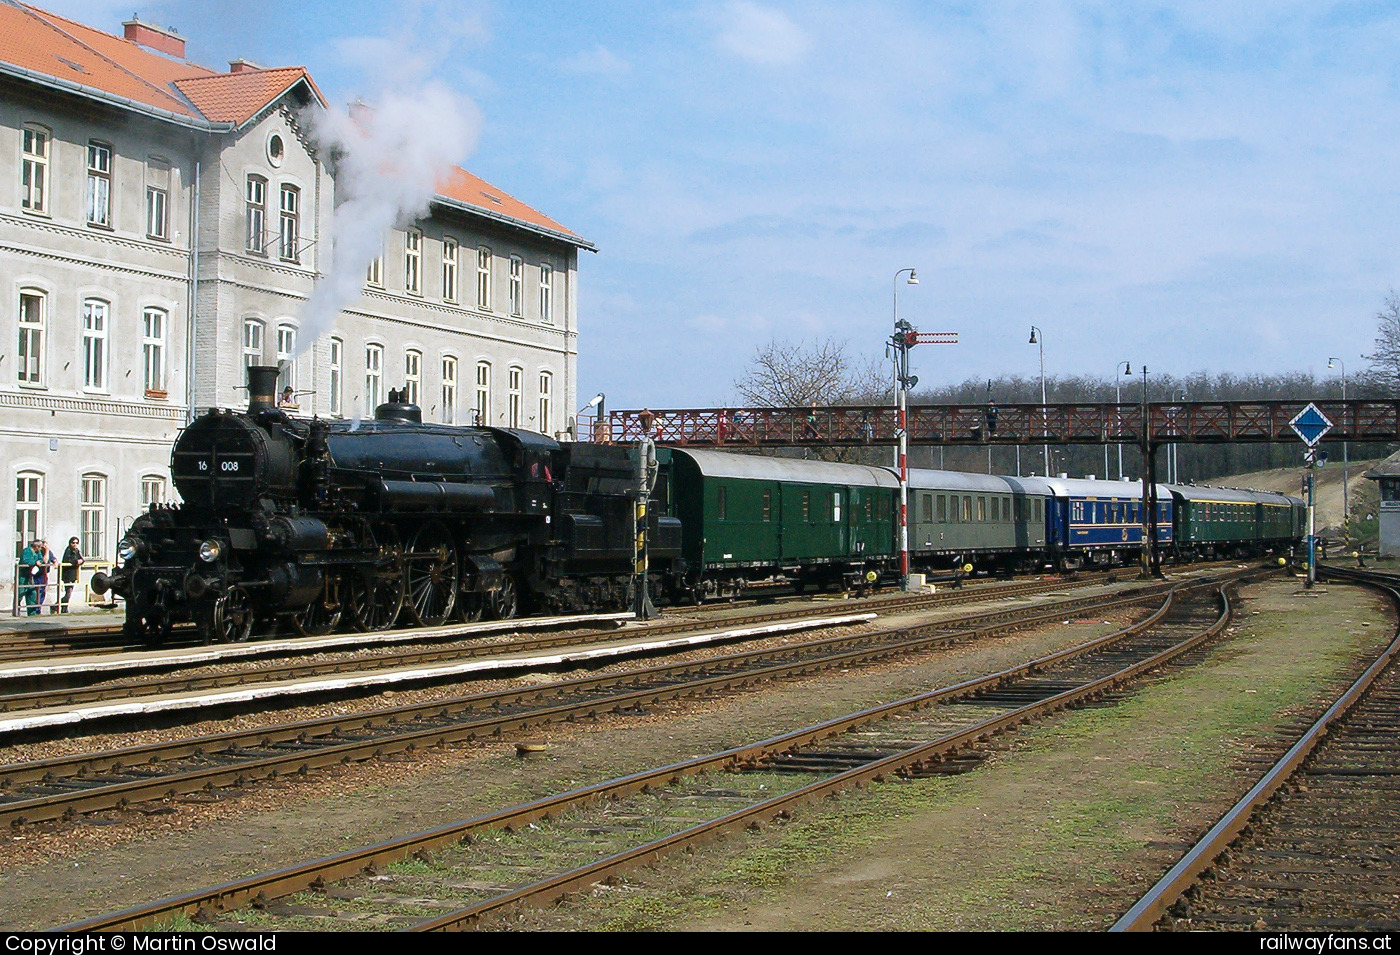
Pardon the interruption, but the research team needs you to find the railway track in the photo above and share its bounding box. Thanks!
[0,574,1206,828]
[1113,566,1400,933]
[57,572,1255,931]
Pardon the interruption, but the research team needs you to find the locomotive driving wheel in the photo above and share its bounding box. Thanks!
[348,522,405,632]
[292,575,343,636]
[404,520,458,627]
[211,586,254,643]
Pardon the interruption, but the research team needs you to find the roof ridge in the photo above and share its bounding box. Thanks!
[15,1,208,115]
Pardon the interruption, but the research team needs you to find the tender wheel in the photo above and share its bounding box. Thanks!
[292,575,343,636]
[405,521,458,627]
[211,586,254,643]
[349,524,405,632]
[486,572,519,620]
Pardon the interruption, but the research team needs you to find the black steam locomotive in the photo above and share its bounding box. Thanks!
[94,366,681,645]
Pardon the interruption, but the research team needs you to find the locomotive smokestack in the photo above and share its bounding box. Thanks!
[247,365,280,413]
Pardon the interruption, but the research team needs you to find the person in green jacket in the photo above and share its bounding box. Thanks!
[18,541,40,616]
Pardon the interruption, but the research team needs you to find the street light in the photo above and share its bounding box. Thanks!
[576,392,604,442]
[1029,326,1047,475]
[1170,390,1188,483]
[1114,361,1132,480]
[1329,357,1349,544]
[893,267,919,589]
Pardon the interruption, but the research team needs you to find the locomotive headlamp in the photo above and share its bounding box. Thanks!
[199,539,222,563]
[117,538,139,562]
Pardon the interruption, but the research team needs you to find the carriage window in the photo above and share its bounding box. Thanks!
[717,486,726,521]
[762,489,772,522]
[1034,499,1043,521]
[802,489,810,521]
[962,496,972,522]
[921,494,932,522]
[936,495,947,523]
[832,492,842,523]
[977,497,986,522]
[990,498,998,522]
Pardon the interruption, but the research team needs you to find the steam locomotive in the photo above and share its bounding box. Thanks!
[93,366,681,645]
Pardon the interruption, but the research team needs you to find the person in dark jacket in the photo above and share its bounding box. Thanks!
[17,541,39,615]
[60,537,82,613]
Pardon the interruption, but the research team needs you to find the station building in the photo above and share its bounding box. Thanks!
[0,1,592,597]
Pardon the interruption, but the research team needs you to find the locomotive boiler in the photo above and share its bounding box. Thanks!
[94,366,682,645]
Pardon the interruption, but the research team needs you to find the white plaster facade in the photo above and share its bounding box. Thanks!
[0,7,588,601]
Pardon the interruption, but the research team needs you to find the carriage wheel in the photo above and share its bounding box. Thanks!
[404,521,458,627]
[349,523,405,632]
[292,574,343,636]
[211,586,254,643]
[486,572,519,620]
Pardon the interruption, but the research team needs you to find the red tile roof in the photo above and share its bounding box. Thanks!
[436,166,589,245]
[2,1,587,246]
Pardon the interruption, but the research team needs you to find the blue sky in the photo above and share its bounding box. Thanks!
[43,1,1400,408]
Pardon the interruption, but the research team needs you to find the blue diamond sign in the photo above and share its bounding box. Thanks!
[1290,403,1333,447]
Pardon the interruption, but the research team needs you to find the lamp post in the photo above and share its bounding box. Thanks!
[1329,357,1349,544]
[1029,326,1048,475]
[1139,365,1155,579]
[1170,390,1188,483]
[893,267,919,589]
[1115,361,1131,480]
[576,392,605,442]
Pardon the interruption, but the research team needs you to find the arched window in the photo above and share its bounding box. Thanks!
[242,319,264,367]
[80,472,107,560]
[82,298,108,391]
[276,324,296,392]
[475,360,491,425]
[328,337,343,417]
[14,472,42,559]
[441,356,457,425]
[404,349,422,406]
[140,475,166,509]
[508,365,522,428]
[142,307,167,395]
[538,371,552,434]
[476,247,492,310]
[17,289,44,385]
[365,343,383,409]
[21,124,49,213]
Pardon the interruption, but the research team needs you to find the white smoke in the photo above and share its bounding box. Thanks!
[297,82,482,352]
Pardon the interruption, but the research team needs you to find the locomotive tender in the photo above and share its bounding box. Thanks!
[97,368,1305,645]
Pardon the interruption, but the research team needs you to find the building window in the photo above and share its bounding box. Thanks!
[328,337,343,416]
[242,319,264,367]
[246,175,267,254]
[142,307,166,395]
[509,256,523,316]
[17,289,44,385]
[442,238,458,302]
[476,246,492,310]
[475,360,491,425]
[14,472,42,559]
[87,142,111,227]
[539,263,554,324]
[146,158,171,241]
[21,125,48,213]
[441,356,457,425]
[404,349,422,405]
[276,324,296,392]
[366,235,383,286]
[278,184,300,262]
[80,473,106,561]
[405,229,422,294]
[538,371,552,434]
[82,299,108,391]
[141,475,166,509]
[508,366,522,428]
[365,343,383,409]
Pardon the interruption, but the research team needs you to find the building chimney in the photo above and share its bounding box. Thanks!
[228,58,262,74]
[122,18,186,59]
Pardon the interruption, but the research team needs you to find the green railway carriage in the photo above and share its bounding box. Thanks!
[1167,485,1304,558]
[669,449,897,598]
[907,469,1048,574]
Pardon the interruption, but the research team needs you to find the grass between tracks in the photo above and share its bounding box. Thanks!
[516,581,1393,932]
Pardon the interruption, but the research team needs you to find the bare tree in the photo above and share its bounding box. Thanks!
[733,338,887,407]
[1362,291,1400,396]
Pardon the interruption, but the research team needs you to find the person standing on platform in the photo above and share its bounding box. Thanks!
[32,540,56,612]
[18,539,40,616]
[61,537,83,613]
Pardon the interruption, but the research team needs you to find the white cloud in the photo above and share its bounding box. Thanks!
[715,1,811,66]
